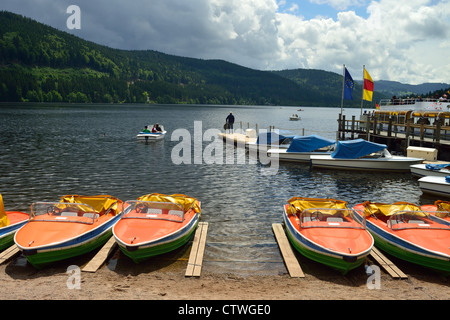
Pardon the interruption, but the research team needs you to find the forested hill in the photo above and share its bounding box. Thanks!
[0,11,366,106]
[0,11,394,106]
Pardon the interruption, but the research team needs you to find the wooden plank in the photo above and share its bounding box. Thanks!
[82,236,117,273]
[185,222,208,277]
[369,247,408,279]
[272,223,305,278]
[0,245,20,265]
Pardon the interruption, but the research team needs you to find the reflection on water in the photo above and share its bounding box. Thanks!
[0,104,433,275]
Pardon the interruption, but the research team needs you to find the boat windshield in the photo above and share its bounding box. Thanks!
[387,210,450,230]
[299,207,365,230]
[30,202,98,224]
[122,200,184,222]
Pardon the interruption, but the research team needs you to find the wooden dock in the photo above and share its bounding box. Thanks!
[0,245,20,265]
[272,223,305,278]
[369,247,408,279]
[82,236,117,273]
[185,221,208,277]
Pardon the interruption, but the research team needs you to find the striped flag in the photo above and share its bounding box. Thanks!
[363,69,374,101]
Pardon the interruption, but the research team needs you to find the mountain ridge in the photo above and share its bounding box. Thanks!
[0,11,448,106]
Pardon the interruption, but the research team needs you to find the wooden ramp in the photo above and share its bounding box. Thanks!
[185,222,208,277]
[0,245,21,265]
[82,236,117,273]
[369,247,408,279]
[272,223,305,278]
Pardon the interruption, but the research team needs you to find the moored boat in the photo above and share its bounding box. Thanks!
[310,139,423,172]
[14,195,122,269]
[246,131,293,153]
[0,194,28,252]
[353,201,450,275]
[420,200,450,222]
[410,163,450,177]
[418,176,450,198]
[113,193,201,263]
[283,197,373,274]
[268,135,335,162]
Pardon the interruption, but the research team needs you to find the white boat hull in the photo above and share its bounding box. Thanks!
[268,148,331,162]
[311,155,423,172]
[137,131,166,141]
[419,176,450,198]
[410,164,450,177]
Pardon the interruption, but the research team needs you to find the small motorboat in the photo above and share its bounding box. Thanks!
[283,197,373,274]
[289,114,301,121]
[353,201,450,275]
[137,124,166,142]
[268,135,335,162]
[113,193,201,263]
[420,200,450,222]
[15,195,122,269]
[246,131,293,154]
[310,139,423,172]
[410,163,450,177]
[418,176,450,198]
[0,194,28,252]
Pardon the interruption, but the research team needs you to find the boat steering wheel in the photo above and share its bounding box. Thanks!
[311,210,323,221]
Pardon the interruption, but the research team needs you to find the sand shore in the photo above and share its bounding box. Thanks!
[0,246,448,302]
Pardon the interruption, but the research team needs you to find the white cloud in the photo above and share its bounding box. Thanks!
[0,0,449,84]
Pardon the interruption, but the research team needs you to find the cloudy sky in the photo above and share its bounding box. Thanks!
[1,0,449,84]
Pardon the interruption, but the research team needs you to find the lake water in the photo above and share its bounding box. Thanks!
[0,103,437,275]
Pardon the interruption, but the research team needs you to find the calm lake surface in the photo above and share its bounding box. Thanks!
[0,103,439,275]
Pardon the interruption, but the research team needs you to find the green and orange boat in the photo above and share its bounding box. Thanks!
[113,193,201,263]
[353,201,450,275]
[14,195,122,269]
[0,194,29,252]
[283,197,373,274]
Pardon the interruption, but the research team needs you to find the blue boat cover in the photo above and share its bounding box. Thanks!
[426,163,450,171]
[286,135,335,153]
[331,139,387,159]
[256,131,293,145]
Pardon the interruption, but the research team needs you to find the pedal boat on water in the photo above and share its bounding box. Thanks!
[137,125,166,142]
[283,197,374,274]
[113,193,201,263]
[0,194,28,252]
[14,195,122,269]
[353,201,450,275]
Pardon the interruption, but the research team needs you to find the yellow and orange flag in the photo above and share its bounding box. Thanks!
[363,69,374,101]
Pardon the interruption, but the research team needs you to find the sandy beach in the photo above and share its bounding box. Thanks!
[1,244,448,302]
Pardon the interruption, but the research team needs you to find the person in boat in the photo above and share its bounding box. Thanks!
[142,125,151,133]
[226,112,235,133]
[155,123,162,131]
[151,125,158,133]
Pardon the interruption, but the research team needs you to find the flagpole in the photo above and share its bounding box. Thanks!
[340,64,345,115]
[360,65,365,116]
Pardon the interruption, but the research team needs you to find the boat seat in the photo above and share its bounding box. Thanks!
[327,217,343,222]
[408,219,424,224]
[83,213,99,219]
[168,209,184,217]
[60,212,78,217]
[147,208,163,215]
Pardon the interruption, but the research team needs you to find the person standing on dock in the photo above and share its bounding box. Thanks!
[226,112,235,133]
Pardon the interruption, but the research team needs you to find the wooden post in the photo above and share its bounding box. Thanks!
[387,117,393,137]
[351,115,355,139]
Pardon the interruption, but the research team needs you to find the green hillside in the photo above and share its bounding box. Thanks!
[0,11,377,106]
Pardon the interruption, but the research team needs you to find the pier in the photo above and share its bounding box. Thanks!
[338,99,450,161]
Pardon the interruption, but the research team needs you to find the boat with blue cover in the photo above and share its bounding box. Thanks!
[310,139,423,171]
[268,135,335,162]
[410,163,450,177]
[247,131,294,153]
[418,175,450,198]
